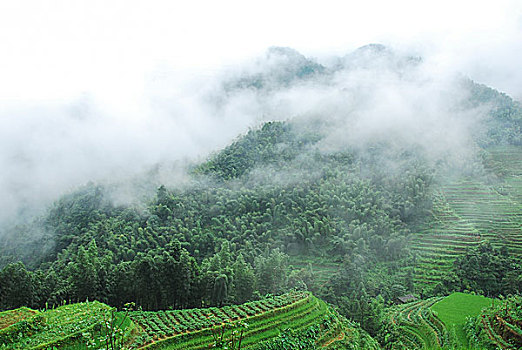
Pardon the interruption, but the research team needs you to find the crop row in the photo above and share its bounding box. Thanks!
[133,292,321,349]
[388,297,446,349]
[129,291,309,347]
[0,307,37,331]
[465,295,522,350]
[411,192,483,288]
[481,315,515,349]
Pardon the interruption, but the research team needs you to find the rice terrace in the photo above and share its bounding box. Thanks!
[0,292,380,349]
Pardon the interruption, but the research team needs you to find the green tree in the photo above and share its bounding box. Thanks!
[232,254,255,303]
[212,274,228,307]
[254,249,288,295]
[0,262,33,310]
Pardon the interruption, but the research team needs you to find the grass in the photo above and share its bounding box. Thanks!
[431,292,493,347]
[386,292,496,349]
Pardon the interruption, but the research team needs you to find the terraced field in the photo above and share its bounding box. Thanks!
[465,295,522,350]
[0,301,112,349]
[412,145,522,287]
[431,292,492,346]
[387,297,446,349]
[442,179,522,255]
[411,194,483,285]
[484,146,522,178]
[484,145,522,211]
[128,291,360,349]
[0,293,377,349]
[386,292,494,349]
[0,307,37,330]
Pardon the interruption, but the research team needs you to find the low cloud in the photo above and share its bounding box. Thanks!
[0,43,515,228]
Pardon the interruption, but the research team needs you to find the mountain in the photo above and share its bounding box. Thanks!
[224,46,326,91]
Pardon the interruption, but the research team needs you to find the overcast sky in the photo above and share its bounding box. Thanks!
[1,0,521,105]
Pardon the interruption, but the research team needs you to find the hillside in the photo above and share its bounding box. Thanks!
[465,295,522,350]
[411,144,522,290]
[0,292,379,350]
[128,291,379,349]
[0,301,113,349]
[431,292,492,346]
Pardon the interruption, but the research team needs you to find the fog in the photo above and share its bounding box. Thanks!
[0,0,520,226]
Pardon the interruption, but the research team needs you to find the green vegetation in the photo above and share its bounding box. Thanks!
[384,297,446,349]
[0,301,111,349]
[128,291,312,348]
[0,291,507,349]
[383,292,495,349]
[442,179,522,256]
[0,307,37,330]
[0,120,434,314]
[432,292,492,346]
[134,292,332,349]
[465,295,522,349]
[412,143,522,293]
[128,291,379,349]
[0,292,375,349]
[411,194,482,286]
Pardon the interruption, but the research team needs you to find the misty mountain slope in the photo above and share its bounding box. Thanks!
[2,72,521,271]
[338,43,423,74]
[409,144,522,290]
[193,121,323,181]
[442,179,522,253]
[0,114,439,312]
[463,81,522,146]
[484,145,522,204]
[224,46,327,91]
[410,194,482,285]
[224,44,423,93]
[0,47,521,342]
